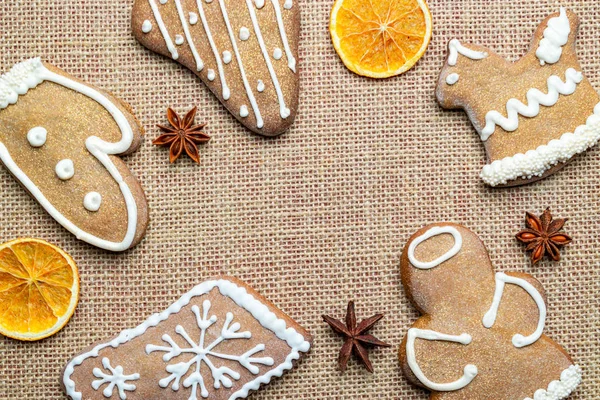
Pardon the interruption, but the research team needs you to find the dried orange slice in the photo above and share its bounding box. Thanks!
[330,0,432,78]
[0,239,79,341]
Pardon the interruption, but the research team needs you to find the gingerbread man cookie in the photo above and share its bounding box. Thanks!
[0,59,148,252]
[132,0,300,137]
[399,223,581,399]
[437,8,600,187]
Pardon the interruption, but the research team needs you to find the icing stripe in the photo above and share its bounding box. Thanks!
[481,68,583,140]
[524,365,582,400]
[63,279,311,400]
[246,0,290,119]
[406,328,478,392]
[195,0,230,100]
[218,0,264,128]
[269,0,297,73]
[482,272,546,348]
[174,0,204,71]
[448,39,488,66]
[407,226,463,270]
[481,103,600,186]
[536,7,571,66]
[148,0,179,60]
[0,59,138,252]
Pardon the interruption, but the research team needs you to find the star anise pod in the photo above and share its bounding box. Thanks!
[516,207,572,264]
[153,107,210,163]
[322,301,391,373]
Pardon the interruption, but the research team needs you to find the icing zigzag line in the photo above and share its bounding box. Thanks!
[481,68,583,141]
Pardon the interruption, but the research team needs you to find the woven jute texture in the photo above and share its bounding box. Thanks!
[0,0,599,398]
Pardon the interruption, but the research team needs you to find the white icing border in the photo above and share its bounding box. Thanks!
[63,279,311,400]
[407,226,463,270]
[524,365,582,400]
[481,103,600,186]
[0,58,138,251]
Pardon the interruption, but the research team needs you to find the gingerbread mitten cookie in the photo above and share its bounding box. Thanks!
[437,8,600,187]
[132,0,300,137]
[62,277,312,400]
[0,59,148,252]
[399,223,581,400]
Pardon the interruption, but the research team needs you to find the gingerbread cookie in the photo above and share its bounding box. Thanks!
[399,223,581,399]
[62,276,312,400]
[132,0,300,137]
[0,58,148,251]
[0,59,148,252]
[437,8,600,187]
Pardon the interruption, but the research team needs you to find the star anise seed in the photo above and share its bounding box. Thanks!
[516,207,572,264]
[153,107,210,163]
[323,301,391,373]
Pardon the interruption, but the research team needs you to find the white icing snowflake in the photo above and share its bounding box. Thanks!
[146,300,275,399]
[92,357,140,400]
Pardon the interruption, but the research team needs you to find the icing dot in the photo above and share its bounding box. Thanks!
[159,0,167,4]
[189,12,198,25]
[205,0,212,3]
[207,69,216,81]
[240,105,249,118]
[175,35,185,45]
[284,0,292,9]
[27,126,47,147]
[273,48,283,60]
[239,27,250,41]
[55,159,74,181]
[446,73,459,85]
[254,0,265,8]
[84,192,102,212]
[222,51,232,64]
[257,80,265,93]
[142,20,153,34]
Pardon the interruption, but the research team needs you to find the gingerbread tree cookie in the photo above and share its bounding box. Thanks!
[399,223,581,399]
[437,8,600,187]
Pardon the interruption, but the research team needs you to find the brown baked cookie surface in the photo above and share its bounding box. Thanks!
[0,59,148,252]
[436,8,600,187]
[399,223,581,400]
[62,276,312,400]
[132,0,300,137]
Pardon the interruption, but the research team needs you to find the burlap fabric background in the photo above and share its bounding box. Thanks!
[0,0,599,398]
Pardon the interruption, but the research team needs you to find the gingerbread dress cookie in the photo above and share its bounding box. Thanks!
[437,8,600,187]
[0,59,148,251]
[399,223,581,399]
[132,0,300,137]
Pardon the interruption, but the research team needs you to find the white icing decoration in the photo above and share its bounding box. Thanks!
[27,126,47,147]
[55,159,75,181]
[482,272,546,348]
[246,0,290,119]
[220,0,264,128]
[0,58,139,252]
[448,39,488,66]
[63,279,311,400]
[141,20,153,34]
[446,73,459,85]
[195,0,230,100]
[536,8,571,66]
[406,328,477,392]
[240,105,250,118]
[175,34,185,45]
[273,48,283,60]
[254,0,265,8]
[481,103,600,186]
[84,192,102,212]
[269,0,297,72]
[407,226,463,270]
[257,79,265,92]
[284,0,292,9]
[189,12,198,25]
[222,50,232,64]
[524,365,582,400]
[239,27,250,41]
[207,69,216,81]
[160,0,167,4]
[481,68,583,141]
[92,357,140,400]
[175,0,204,71]
[148,0,179,60]
[147,300,275,398]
